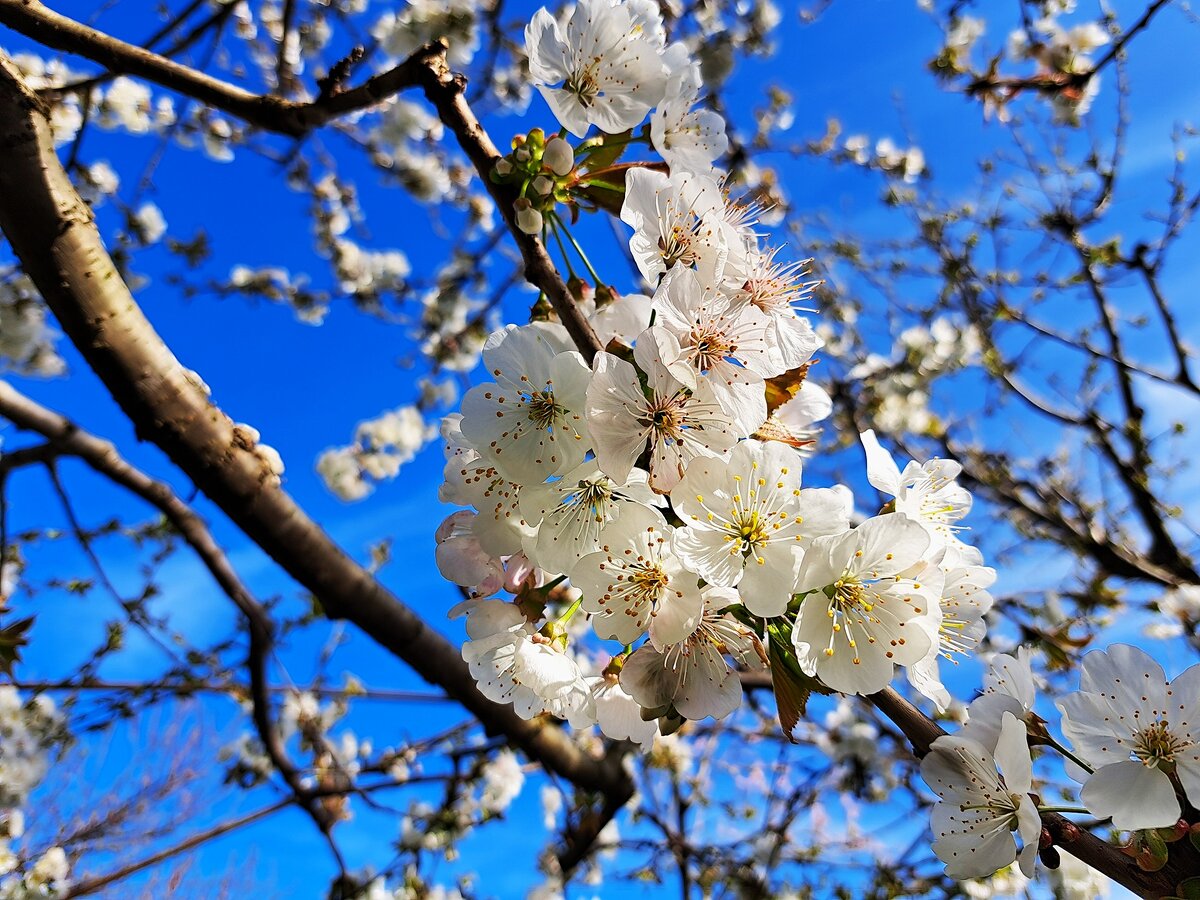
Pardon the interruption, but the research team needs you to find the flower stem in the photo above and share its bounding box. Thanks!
[1045,734,1095,775]
[551,212,604,286]
[548,218,578,279]
[1037,805,1091,815]
[556,591,583,625]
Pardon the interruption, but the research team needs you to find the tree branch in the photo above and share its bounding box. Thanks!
[867,687,1188,899]
[0,0,436,138]
[0,52,627,801]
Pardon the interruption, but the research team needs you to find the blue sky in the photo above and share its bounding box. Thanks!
[2,0,1198,896]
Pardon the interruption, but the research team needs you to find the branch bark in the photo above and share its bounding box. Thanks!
[0,0,436,137]
[0,53,626,801]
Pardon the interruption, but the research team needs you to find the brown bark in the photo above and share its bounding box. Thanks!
[0,53,627,800]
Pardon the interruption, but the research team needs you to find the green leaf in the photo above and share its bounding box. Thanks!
[0,616,34,676]
[582,129,632,172]
[1177,877,1200,900]
[765,619,826,742]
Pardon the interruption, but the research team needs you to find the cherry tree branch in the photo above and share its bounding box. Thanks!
[0,0,437,138]
[410,47,604,362]
[0,380,344,861]
[867,687,1191,899]
[0,53,626,804]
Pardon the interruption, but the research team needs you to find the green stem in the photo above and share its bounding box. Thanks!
[1037,806,1091,815]
[556,592,584,624]
[548,217,578,279]
[1045,735,1095,775]
[551,212,604,286]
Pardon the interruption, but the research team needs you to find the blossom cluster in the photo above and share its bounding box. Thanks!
[436,0,993,754]
[919,644,1200,880]
[0,689,71,898]
[419,0,1191,889]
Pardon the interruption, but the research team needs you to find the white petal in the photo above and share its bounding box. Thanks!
[1081,761,1180,831]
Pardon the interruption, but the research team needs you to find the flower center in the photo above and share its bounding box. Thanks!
[658,218,703,268]
[566,62,602,106]
[526,390,562,429]
[732,510,770,550]
[1133,721,1187,769]
[629,565,669,596]
[690,329,732,371]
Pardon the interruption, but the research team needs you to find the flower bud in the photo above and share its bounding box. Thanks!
[531,175,555,198]
[543,137,575,176]
[513,146,532,163]
[494,157,514,177]
[514,198,543,235]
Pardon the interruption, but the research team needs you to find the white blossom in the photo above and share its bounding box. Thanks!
[921,713,1040,880]
[460,323,591,485]
[621,168,730,285]
[586,328,737,493]
[791,513,938,695]
[519,461,659,576]
[650,63,728,173]
[572,504,704,646]
[1057,643,1200,830]
[525,0,669,137]
[672,439,850,616]
[620,588,764,720]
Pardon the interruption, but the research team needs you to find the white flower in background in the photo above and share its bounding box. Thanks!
[672,440,850,616]
[28,845,69,889]
[132,202,167,243]
[525,0,669,137]
[791,513,938,695]
[99,76,153,133]
[1146,584,1200,639]
[734,246,823,371]
[621,168,729,285]
[317,446,370,500]
[620,588,764,721]
[815,698,881,768]
[460,323,591,485]
[860,430,980,564]
[921,713,1040,880]
[1048,850,1113,899]
[650,62,728,173]
[589,673,659,750]
[572,505,704,646]
[586,328,737,493]
[652,267,775,435]
[372,0,480,67]
[519,461,659,576]
[1057,643,1200,830]
[947,15,985,51]
[907,563,996,712]
[0,688,65,808]
[480,749,525,815]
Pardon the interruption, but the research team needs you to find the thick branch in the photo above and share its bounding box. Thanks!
[0,53,625,800]
[0,0,436,137]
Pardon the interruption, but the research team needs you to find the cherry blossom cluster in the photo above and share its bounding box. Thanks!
[436,0,993,749]
[920,644,1200,879]
[424,0,1198,887]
